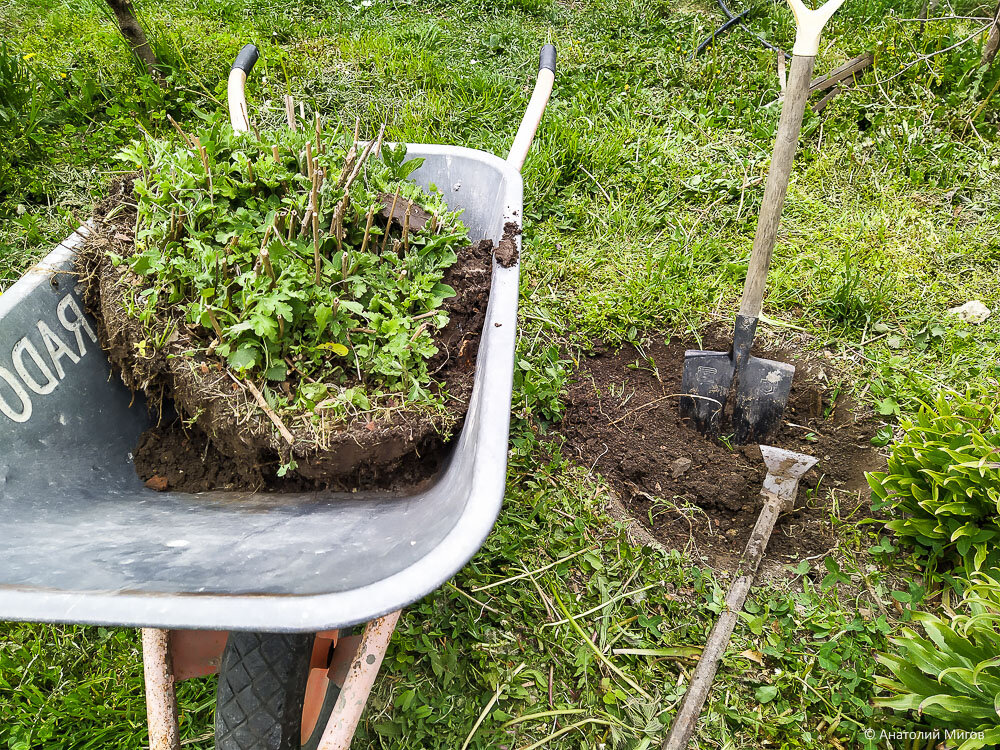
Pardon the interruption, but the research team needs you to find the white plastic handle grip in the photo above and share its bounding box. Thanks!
[786,0,847,56]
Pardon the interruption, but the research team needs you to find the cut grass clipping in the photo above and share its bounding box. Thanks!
[100,114,474,479]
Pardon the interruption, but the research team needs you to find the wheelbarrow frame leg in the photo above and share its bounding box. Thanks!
[141,628,180,750]
[316,610,402,749]
[141,613,401,750]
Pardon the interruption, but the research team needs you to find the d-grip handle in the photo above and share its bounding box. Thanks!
[786,0,846,56]
[506,44,557,173]
[228,44,259,133]
[738,0,845,319]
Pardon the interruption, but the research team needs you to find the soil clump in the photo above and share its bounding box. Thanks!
[80,178,505,491]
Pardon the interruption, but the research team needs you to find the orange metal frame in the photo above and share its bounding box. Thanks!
[142,614,399,750]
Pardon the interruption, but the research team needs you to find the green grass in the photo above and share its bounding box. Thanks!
[2,0,1000,745]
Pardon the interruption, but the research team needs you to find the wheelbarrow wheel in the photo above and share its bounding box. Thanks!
[215,631,339,750]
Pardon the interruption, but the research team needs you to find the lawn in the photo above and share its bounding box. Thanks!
[1,0,1000,747]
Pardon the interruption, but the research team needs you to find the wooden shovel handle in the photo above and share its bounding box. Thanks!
[738,53,815,319]
[739,0,847,319]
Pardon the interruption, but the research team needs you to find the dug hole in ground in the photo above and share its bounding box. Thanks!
[560,325,885,578]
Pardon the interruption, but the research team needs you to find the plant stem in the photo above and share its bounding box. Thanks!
[192,135,213,203]
[360,204,376,254]
[166,114,193,148]
[260,248,275,285]
[402,201,412,254]
[206,309,223,340]
[312,209,321,284]
[381,190,400,254]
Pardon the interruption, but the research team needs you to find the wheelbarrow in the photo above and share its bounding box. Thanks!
[0,43,557,748]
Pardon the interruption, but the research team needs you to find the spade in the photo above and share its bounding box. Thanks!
[680,0,846,444]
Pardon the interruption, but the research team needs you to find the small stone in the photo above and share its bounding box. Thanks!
[947,300,991,324]
[145,475,168,491]
[670,457,693,478]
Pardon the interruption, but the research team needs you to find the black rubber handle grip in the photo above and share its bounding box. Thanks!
[232,44,259,74]
[539,44,556,75]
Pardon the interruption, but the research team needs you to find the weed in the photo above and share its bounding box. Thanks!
[116,113,469,418]
[811,247,888,331]
[512,343,570,428]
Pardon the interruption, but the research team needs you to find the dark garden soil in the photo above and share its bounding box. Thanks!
[560,329,886,570]
[79,177,506,492]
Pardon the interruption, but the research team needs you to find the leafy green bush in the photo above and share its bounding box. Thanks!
[876,574,1000,749]
[868,390,1000,575]
[115,115,469,416]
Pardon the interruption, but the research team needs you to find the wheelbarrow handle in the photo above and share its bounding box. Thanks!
[228,43,259,133]
[738,0,844,319]
[506,44,557,173]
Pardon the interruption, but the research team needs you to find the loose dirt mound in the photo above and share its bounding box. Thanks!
[80,178,498,490]
[560,331,885,570]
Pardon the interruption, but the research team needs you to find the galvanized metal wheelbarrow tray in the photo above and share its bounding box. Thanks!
[0,44,557,748]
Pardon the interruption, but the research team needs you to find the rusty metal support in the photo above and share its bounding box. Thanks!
[168,629,228,681]
[141,628,181,750]
[317,610,402,750]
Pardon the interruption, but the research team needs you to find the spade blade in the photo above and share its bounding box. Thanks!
[680,349,734,437]
[732,356,794,444]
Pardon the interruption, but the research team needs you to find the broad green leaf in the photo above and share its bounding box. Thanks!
[227,346,258,372]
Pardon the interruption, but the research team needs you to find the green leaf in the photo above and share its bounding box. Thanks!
[878,397,900,416]
[755,685,778,703]
[227,346,258,372]
[315,304,333,337]
[264,361,287,381]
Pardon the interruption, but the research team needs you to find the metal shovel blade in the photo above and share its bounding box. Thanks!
[680,351,794,442]
[679,349,734,436]
[732,356,795,444]
[760,445,818,508]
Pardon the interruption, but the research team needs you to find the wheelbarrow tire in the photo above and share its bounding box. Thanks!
[215,631,338,750]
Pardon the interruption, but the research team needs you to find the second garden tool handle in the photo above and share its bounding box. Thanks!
[228,44,259,133]
[738,0,845,319]
[507,44,556,173]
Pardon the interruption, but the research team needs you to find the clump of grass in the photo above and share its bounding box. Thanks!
[115,113,469,420]
[811,247,889,331]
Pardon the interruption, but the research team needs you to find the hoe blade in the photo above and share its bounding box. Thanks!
[760,445,818,509]
[679,349,734,437]
[732,356,794,444]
